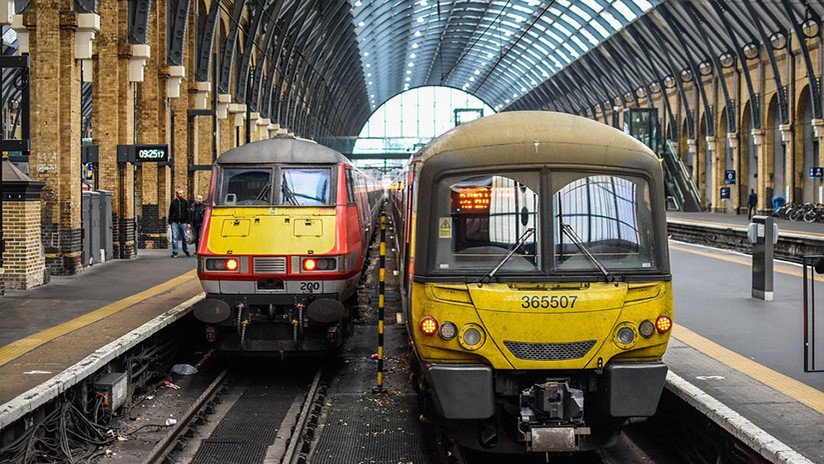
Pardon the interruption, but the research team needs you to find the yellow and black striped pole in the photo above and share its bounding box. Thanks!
[375,212,387,392]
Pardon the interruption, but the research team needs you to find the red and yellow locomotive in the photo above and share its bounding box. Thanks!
[195,137,382,353]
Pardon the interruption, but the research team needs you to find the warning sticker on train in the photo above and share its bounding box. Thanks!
[439,218,452,238]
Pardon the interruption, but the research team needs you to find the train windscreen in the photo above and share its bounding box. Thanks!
[432,172,541,274]
[278,167,332,206]
[218,168,273,205]
[553,174,656,271]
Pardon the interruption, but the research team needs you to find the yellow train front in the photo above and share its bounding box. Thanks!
[394,112,673,453]
[195,137,381,353]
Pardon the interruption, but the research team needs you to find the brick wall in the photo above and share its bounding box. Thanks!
[3,200,46,290]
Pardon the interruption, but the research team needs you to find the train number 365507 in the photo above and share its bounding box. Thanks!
[521,295,578,309]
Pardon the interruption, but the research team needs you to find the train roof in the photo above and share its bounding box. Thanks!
[416,111,658,172]
[216,137,350,165]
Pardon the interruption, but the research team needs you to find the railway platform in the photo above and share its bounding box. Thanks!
[0,250,203,428]
[667,211,824,239]
[665,240,824,463]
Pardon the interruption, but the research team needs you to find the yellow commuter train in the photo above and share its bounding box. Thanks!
[390,111,673,453]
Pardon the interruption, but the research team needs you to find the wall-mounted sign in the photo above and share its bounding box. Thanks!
[720,187,731,200]
[136,145,168,162]
[724,170,736,185]
[810,167,823,179]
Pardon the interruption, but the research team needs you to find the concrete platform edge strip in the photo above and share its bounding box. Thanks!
[0,293,205,430]
[665,371,813,464]
[667,219,824,242]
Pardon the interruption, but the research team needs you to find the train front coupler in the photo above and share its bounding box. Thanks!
[518,380,589,452]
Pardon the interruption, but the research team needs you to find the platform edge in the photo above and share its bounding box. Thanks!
[665,371,814,464]
[0,293,205,430]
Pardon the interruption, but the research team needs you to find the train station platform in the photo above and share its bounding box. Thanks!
[0,250,203,427]
[667,211,824,239]
[666,240,824,463]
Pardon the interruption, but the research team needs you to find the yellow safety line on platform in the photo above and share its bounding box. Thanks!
[673,324,824,415]
[669,217,824,238]
[669,243,824,283]
[0,270,198,367]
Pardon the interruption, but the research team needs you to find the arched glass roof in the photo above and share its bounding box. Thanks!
[350,0,659,111]
[353,85,494,156]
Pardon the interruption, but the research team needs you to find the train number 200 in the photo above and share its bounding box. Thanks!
[521,295,578,309]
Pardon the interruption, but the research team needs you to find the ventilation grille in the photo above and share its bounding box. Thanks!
[503,340,596,361]
[253,257,287,274]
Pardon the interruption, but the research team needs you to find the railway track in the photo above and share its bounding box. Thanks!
[143,364,326,464]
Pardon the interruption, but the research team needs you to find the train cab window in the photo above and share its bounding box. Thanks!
[278,168,332,206]
[345,170,356,204]
[552,174,656,272]
[219,168,273,205]
[433,173,541,274]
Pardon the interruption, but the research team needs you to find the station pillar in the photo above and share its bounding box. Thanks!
[728,133,740,213]
[25,1,85,275]
[779,124,794,203]
[706,136,720,211]
[94,0,138,259]
[751,129,767,213]
[812,119,824,203]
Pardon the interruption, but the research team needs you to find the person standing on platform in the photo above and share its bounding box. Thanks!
[747,189,758,220]
[168,189,191,257]
[190,194,206,254]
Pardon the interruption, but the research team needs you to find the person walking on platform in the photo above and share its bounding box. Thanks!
[168,189,191,257]
[190,194,206,254]
[747,189,758,220]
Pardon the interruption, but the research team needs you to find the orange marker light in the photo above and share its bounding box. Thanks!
[226,258,239,271]
[420,316,438,336]
[303,258,317,271]
[656,315,672,333]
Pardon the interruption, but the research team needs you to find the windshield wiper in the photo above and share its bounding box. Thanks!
[560,223,616,282]
[281,181,299,205]
[480,228,535,284]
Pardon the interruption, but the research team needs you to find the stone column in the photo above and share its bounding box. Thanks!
[752,129,767,212]
[229,102,246,146]
[728,133,740,213]
[812,119,824,203]
[249,112,260,142]
[779,123,793,203]
[257,117,270,141]
[136,2,166,249]
[25,2,84,275]
[686,138,698,187]
[705,136,719,211]
[95,0,138,259]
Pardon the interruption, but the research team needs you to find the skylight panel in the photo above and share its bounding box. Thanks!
[612,1,636,22]
[570,35,587,51]
[579,28,599,45]
[600,11,623,29]
[569,4,592,22]
[589,19,609,38]
[580,0,605,14]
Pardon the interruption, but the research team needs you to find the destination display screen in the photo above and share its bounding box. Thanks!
[136,145,168,162]
[451,186,491,212]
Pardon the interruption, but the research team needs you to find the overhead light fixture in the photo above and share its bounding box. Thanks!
[405,77,411,81]
[358,21,364,27]
[417,16,424,23]
[414,31,422,37]
[406,70,412,74]
[412,43,419,48]
[473,69,480,75]
[469,77,475,82]
[365,63,371,68]
[410,53,417,58]
[354,0,362,6]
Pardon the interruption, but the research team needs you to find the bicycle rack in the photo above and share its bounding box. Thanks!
[802,255,824,372]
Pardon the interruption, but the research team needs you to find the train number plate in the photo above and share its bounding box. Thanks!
[521,295,578,309]
[299,281,322,293]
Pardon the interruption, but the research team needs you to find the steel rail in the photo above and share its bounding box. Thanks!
[144,368,230,464]
[284,368,324,464]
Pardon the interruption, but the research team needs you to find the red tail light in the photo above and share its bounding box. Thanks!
[656,315,672,333]
[420,316,438,336]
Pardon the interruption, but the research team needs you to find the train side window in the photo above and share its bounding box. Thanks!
[432,172,541,275]
[345,169,356,204]
[552,174,656,271]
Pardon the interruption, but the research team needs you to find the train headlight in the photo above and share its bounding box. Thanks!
[616,327,635,345]
[302,257,337,271]
[459,324,485,350]
[439,322,457,340]
[639,320,655,338]
[205,257,241,272]
[656,315,672,333]
[613,323,637,349]
[420,316,438,336]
